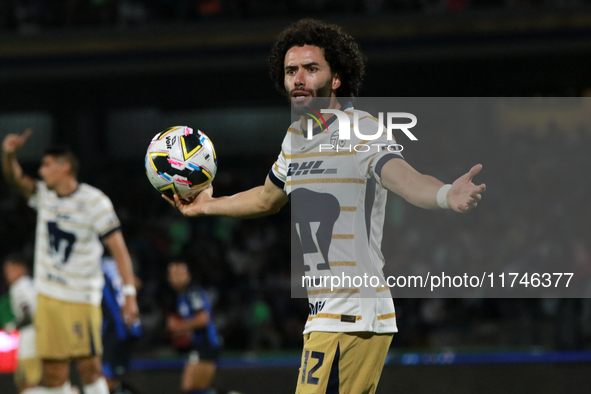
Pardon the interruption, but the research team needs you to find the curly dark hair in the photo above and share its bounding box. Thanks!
[268,19,365,98]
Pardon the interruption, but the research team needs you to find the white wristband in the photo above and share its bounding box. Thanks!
[436,184,452,209]
[122,284,137,297]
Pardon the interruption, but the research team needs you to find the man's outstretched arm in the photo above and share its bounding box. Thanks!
[380,158,486,213]
[2,129,35,200]
[164,174,289,218]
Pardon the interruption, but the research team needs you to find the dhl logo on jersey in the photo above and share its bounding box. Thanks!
[287,161,337,177]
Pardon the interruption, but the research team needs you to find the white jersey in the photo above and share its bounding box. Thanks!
[29,181,121,306]
[270,104,402,334]
[9,275,36,359]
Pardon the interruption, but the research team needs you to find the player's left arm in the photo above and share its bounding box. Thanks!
[380,158,486,213]
[104,230,140,325]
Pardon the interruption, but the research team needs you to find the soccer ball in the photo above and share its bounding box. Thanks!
[145,126,217,200]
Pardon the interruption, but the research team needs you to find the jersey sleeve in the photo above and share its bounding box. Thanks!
[91,193,121,239]
[353,116,404,186]
[268,132,290,190]
[27,180,45,211]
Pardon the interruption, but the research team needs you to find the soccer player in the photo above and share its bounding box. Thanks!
[101,257,142,394]
[3,253,41,393]
[164,19,486,394]
[166,261,221,394]
[1,130,139,394]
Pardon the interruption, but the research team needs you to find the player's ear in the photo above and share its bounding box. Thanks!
[332,73,341,91]
[58,160,74,177]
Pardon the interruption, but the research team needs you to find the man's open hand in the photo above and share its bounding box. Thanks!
[447,164,486,213]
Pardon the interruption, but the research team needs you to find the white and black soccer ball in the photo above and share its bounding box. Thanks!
[145,126,217,200]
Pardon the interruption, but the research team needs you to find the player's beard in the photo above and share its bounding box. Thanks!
[289,78,333,116]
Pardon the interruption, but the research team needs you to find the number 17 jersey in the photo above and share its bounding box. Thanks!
[29,181,121,306]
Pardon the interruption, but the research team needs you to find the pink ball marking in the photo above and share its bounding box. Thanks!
[167,158,184,167]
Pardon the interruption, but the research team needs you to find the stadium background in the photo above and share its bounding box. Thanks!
[1,1,591,393]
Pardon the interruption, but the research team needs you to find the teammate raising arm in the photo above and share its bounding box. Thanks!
[2,129,36,199]
[2,130,139,394]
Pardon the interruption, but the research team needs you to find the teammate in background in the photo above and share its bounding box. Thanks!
[167,261,221,394]
[2,130,139,394]
[164,19,486,394]
[3,253,41,393]
[101,257,142,394]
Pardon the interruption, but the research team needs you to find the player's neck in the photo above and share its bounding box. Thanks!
[175,284,188,293]
[55,177,79,197]
[8,272,25,286]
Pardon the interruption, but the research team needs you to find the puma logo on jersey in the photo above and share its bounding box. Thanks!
[288,161,337,177]
[48,222,76,263]
[309,300,326,316]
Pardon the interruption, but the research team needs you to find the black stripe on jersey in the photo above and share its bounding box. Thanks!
[99,225,121,240]
[365,177,376,243]
[375,153,404,178]
[268,169,285,190]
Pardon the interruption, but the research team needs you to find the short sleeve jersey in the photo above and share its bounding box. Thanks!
[29,181,121,306]
[177,286,221,350]
[270,104,402,334]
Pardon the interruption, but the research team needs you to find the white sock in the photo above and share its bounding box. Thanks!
[83,376,109,394]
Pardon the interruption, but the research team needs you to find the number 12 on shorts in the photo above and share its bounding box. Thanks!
[301,350,325,385]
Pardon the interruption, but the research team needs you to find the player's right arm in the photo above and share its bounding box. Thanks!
[167,310,210,334]
[2,129,35,200]
[164,174,288,218]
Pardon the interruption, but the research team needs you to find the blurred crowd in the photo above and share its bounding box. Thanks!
[388,120,591,350]
[1,0,589,34]
[1,120,590,355]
